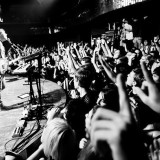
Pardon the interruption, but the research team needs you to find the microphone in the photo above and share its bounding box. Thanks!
[6,38,24,57]
[7,38,12,44]
[7,38,20,50]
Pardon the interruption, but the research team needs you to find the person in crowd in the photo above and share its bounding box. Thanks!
[96,85,119,112]
[143,39,150,55]
[78,105,113,160]
[64,99,89,144]
[27,118,79,160]
[132,17,143,49]
[120,19,133,47]
[3,15,160,160]
[73,67,98,109]
[126,68,144,91]
[90,74,148,160]
[151,66,160,85]
[134,61,160,114]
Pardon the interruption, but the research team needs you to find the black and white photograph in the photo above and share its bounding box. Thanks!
[0,0,160,160]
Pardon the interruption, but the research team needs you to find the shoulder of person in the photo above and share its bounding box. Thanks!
[124,23,132,29]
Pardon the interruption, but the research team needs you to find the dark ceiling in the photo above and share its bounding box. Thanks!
[0,0,94,25]
[0,0,98,36]
[0,0,158,37]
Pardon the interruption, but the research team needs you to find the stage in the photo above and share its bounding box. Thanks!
[0,75,66,157]
[1,75,66,110]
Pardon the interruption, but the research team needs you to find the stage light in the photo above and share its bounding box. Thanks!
[113,0,147,9]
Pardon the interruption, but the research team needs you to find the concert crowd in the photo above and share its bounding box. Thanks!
[1,17,160,160]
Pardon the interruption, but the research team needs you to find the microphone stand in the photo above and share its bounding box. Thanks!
[35,55,42,120]
[25,53,43,120]
[11,44,24,57]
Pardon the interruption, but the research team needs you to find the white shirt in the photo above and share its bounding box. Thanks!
[124,23,133,40]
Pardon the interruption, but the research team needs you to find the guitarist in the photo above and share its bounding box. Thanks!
[0,29,12,109]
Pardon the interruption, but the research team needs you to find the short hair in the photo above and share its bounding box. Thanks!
[132,68,144,87]
[74,67,93,89]
[150,50,159,59]
[100,86,119,112]
[116,63,131,75]
[65,99,87,141]
[41,118,77,160]
[117,56,128,64]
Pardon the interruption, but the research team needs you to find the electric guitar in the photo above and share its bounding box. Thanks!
[0,51,43,75]
[0,57,22,75]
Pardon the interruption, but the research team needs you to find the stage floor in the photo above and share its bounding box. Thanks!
[0,75,66,157]
[1,75,66,109]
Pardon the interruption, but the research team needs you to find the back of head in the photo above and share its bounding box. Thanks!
[65,99,87,142]
[117,56,128,64]
[115,62,131,75]
[75,67,93,89]
[41,118,77,160]
[150,50,159,59]
[100,86,119,112]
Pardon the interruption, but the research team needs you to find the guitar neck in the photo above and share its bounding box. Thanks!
[8,57,22,65]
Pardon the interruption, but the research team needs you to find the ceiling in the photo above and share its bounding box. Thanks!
[0,0,157,36]
[0,0,94,25]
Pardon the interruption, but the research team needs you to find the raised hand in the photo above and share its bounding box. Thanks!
[98,55,116,82]
[148,139,160,160]
[65,46,70,54]
[133,61,160,114]
[73,42,77,49]
[79,138,87,149]
[90,74,134,160]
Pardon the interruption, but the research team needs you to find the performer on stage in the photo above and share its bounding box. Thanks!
[0,29,11,86]
[0,29,11,54]
[0,29,12,109]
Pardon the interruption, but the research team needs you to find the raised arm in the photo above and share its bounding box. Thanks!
[66,46,77,73]
[99,55,116,83]
[73,42,81,59]
[90,74,148,160]
[134,61,160,114]
[102,38,113,58]
[91,46,100,73]
[81,43,88,58]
